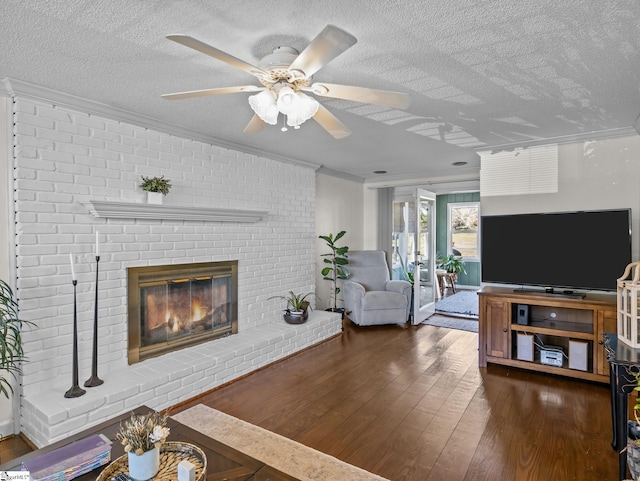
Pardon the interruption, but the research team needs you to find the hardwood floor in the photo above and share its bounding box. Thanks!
[0,433,31,465]
[1,319,619,480]
[173,320,618,480]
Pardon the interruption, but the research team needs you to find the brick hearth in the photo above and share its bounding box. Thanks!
[22,311,341,447]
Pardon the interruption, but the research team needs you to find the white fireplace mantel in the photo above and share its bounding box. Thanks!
[84,200,268,222]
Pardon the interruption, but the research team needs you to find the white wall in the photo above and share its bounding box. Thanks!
[363,186,378,249]
[481,135,640,261]
[315,173,366,310]
[0,95,16,436]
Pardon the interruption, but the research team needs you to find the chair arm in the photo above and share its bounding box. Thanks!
[344,281,366,299]
[344,281,366,321]
[386,280,411,296]
[386,280,412,321]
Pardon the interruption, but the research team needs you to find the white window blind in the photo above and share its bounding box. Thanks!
[480,144,558,196]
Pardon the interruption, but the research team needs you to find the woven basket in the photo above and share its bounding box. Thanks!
[628,440,640,480]
[97,442,206,481]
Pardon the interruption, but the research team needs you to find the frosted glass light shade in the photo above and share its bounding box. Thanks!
[276,86,300,116]
[250,86,320,129]
[285,92,319,127]
[248,90,278,125]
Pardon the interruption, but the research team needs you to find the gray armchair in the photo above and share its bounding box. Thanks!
[344,250,412,326]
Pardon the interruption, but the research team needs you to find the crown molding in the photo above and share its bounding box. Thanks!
[0,77,321,172]
[363,164,480,188]
[475,126,639,155]
[364,172,480,190]
[316,166,364,183]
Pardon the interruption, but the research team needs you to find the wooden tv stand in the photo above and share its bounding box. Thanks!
[478,286,617,383]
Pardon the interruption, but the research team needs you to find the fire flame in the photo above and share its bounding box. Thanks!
[161,298,204,333]
[192,298,202,323]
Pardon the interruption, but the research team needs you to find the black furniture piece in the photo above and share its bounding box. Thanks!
[603,332,640,481]
[0,406,297,481]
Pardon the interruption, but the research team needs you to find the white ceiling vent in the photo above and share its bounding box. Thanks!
[479,144,558,197]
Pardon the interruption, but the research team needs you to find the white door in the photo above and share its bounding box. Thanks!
[391,189,436,325]
[412,189,437,324]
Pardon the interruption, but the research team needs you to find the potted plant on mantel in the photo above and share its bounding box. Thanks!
[140,175,172,205]
[269,291,313,324]
[1,279,35,400]
[319,231,349,315]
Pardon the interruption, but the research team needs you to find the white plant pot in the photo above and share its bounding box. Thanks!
[147,192,163,205]
[128,446,160,481]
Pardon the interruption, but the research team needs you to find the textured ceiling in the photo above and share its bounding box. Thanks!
[1,0,639,184]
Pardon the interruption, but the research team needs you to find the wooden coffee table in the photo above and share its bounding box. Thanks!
[0,406,297,481]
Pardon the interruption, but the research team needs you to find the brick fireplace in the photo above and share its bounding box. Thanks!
[7,90,343,448]
[127,261,238,364]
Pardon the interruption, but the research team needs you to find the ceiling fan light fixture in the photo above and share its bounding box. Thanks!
[248,90,278,125]
[165,25,407,139]
[297,92,320,117]
[276,86,299,115]
[285,92,319,127]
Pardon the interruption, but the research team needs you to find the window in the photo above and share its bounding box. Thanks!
[480,144,558,196]
[447,202,480,261]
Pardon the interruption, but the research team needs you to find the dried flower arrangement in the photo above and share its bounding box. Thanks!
[116,412,171,456]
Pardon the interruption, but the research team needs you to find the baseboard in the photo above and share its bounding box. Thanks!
[0,419,14,439]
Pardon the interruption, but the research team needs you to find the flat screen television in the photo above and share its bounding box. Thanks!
[481,209,631,293]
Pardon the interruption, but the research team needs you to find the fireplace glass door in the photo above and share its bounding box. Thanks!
[128,261,238,364]
[140,276,231,346]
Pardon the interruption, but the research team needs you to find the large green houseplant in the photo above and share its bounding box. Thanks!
[319,231,349,312]
[438,253,466,276]
[0,279,34,399]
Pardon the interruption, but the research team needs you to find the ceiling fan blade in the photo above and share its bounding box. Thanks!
[313,104,351,139]
[244,115,266,133]
[306,83,411,109]
[287,25,357,78]
[162,85,262,100]
[167,34,268,79]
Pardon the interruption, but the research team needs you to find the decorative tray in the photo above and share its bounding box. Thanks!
[97,442,207,481]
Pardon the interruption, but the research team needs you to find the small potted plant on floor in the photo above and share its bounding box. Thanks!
[140,175,172,204]
[1,279,35,400]
[319,231,349,315]
[269,291,313,324]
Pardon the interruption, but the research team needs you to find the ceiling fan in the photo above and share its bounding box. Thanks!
[162,25,410,139]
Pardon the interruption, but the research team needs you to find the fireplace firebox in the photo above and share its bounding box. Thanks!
[127,261,238,364]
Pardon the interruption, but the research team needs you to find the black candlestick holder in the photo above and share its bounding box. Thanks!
[85,255,103,387]
[65,279,86,398]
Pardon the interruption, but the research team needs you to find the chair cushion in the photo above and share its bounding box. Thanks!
[361,291,407,311]
[346,251,390,292]
[351,268,390,292]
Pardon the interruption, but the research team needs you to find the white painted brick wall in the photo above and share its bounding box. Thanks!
[11,96,333,447]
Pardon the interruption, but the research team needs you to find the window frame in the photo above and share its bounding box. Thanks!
[446,201,480,262]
